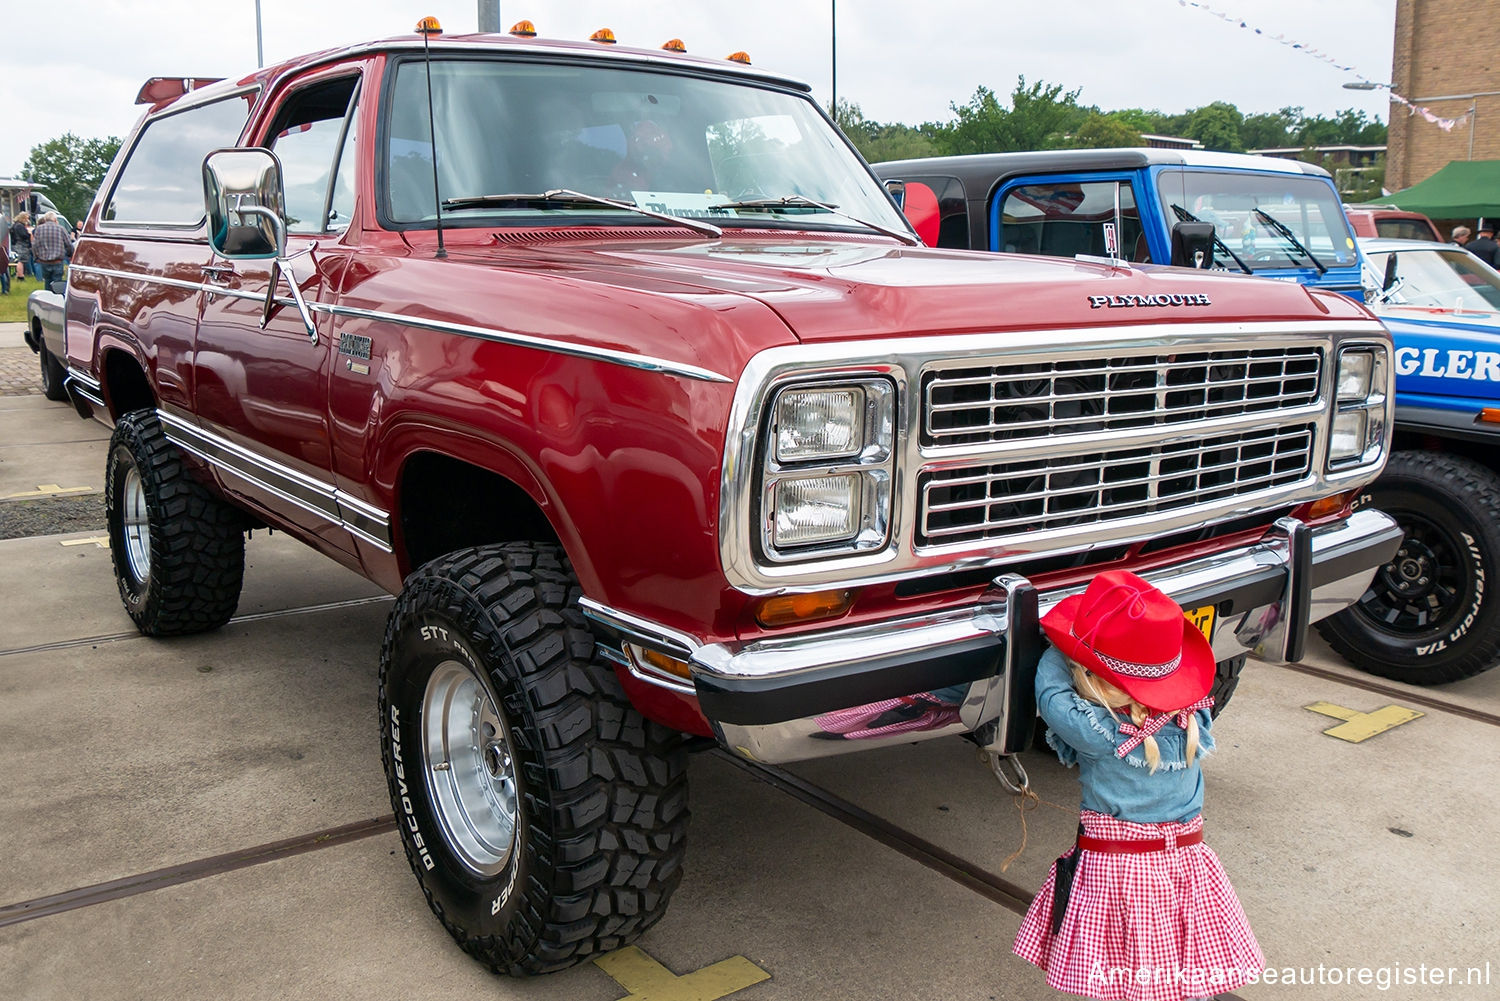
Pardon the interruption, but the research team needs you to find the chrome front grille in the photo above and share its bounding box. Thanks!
[923,346,1322,446]
[919,423,1316,547]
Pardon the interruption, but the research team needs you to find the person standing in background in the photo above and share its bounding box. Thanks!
[1,214,10,295]
[30,212,74,289]
[1451,225,1472,247]
[10,211,34,282]
[1467,223,1499,267]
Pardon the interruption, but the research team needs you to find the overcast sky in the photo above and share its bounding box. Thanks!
[0,0,1398,176]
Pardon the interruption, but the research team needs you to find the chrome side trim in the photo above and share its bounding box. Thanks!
[325,304,732,384]
[156,409,393,552]
[578,598,701,696]
[65,367,102,393]
[65,264,730,384]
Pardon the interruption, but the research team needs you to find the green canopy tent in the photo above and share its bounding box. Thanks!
[1366,159,1500,219]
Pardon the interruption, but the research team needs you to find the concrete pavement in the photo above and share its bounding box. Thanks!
[1,385,1497,1000]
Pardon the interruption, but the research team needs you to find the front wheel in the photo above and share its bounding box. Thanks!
[379,543,689,975]
[1316,451,1500,684]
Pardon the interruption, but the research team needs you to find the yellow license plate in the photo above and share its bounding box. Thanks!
[1186,604,1217,643]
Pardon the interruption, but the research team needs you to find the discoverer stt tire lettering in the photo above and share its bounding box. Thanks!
[378,542,689,974]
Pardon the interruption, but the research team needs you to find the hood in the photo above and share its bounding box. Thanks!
[1377,305,1500,399]
[443,235,1371,342]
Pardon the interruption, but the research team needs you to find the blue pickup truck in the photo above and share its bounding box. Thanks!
[875,151,1498,683]
[872,149,1366,299]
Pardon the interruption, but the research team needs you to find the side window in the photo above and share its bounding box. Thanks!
[998,180,1147,262]
[906,175,968,249]
[103,93,256,226]
[265,76,360,235]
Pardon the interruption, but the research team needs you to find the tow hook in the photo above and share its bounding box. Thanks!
[983,749,1030,796]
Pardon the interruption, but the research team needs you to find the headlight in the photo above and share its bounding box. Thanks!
[775,388,864,462]
[1327,346,1388,468]
[772,475,861,547]
[761,377,896,559]
[1335,350,1374,402]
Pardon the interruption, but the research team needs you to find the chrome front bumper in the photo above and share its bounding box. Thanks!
[594,509,1402,765]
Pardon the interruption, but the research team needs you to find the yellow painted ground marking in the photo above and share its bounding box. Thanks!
[1305,701,1424,742]
[60,536,110,549]
[594,945,769,1001]
[1,483,94,500]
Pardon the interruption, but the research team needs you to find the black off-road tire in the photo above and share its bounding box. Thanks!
[1316,451,1500,684]
[39,344,68,401]
[379,542,689,975]
[105,410,245,635]
[1209,654,1244,717]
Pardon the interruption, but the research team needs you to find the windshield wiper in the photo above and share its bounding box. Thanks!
[441,188,722,238]
[1252,207,1327,275]
[1168,204,1252,274]
[709,195,919,246]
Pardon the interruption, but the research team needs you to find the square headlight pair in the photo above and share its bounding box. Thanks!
[764,380,895,554]
[1328,347,1387,469]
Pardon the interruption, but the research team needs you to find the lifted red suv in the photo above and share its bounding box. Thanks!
[58,24,1399,974]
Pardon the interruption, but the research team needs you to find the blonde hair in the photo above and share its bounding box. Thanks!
[1069,660,1200,773]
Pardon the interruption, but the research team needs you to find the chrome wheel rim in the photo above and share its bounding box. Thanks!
[421,659,518,876]
[121,466,151,585]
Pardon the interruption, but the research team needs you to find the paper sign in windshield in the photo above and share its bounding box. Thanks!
[632,191,740,219]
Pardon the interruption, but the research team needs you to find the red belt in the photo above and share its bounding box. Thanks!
[1078,829,1203,853]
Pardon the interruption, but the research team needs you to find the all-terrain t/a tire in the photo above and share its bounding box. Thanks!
[39,345,68,402]
[105,410,245,635]
[1316,451,1500,685]
[379,542,689,975]
[1209,655,1244,717]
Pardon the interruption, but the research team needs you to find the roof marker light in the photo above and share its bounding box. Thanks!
[590,28,617,44]
[661,38,686,52]
[726,50,752,64]
[415,16,442,35]
[509,20,537,37]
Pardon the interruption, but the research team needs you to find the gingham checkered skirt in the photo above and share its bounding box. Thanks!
[1013,811,1263,1001]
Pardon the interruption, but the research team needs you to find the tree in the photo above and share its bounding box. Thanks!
[934,78,1084,155]
[834,100,940,163]
[21,133,122,224]
[1071,114,1143,149]
[1187,102,1244,152]
[1241,108,1298,150]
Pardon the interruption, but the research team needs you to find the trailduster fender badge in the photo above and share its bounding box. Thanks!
[1088,293,1212,309]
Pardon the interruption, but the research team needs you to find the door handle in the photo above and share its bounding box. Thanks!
[201,263,236,284]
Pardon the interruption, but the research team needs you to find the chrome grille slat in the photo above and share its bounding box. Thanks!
[918,424,1316,546]
[923,346,1323,446]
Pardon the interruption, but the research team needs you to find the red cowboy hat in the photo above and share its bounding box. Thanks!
[1040,570,1214,713]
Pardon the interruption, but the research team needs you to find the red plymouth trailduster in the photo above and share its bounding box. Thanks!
[54,22,1400,974]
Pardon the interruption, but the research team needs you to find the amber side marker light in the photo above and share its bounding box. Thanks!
[590,27,617,44]
[630,646,693,681]
[755,589,855,628]
[509,20,537,37]
[726,50,752,64]
[661,38,687,52]
[415,15,442,34]
[1480,407,1500,425]
[1308,491,1358,520]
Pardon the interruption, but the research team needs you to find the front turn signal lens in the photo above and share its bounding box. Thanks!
[628,645,693,680]
[1308,490,1357,520]
[755,589,855,627]
[1480,408,1500,425]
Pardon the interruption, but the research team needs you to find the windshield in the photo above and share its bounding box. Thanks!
[384,57,907,235]
[1156,169,1356,272]
[1365,248,1500,312]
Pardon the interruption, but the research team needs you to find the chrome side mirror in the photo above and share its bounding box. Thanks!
[203,148,287,260]
[202,147,316,342]
[884,178,906,209]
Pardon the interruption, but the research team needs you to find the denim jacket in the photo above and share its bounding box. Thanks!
[1035,646,1215,824]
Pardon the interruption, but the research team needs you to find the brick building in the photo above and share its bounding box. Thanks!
[1387,0,1500,192]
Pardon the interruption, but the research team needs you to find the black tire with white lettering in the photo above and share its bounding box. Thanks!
[378,542,689,975]
[1316,451,1500,684]
[105,409,245,635]
[39,344,68,401]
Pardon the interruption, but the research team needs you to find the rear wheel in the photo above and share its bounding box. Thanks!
[379,542,689,974]
[39,345,67,401]
[105,410,245,635]
[1316,451,1500,684]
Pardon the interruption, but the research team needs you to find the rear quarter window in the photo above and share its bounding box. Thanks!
[103,92,257,228]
